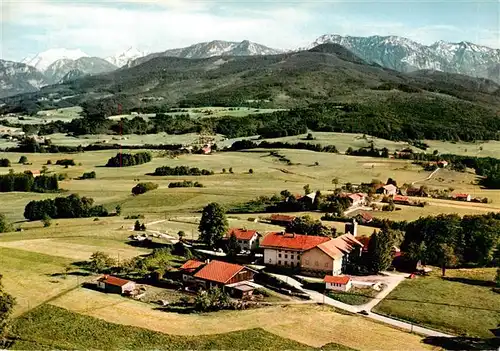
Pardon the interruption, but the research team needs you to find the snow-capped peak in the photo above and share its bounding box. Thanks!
[22,48,89,72]
[106,47,148,68]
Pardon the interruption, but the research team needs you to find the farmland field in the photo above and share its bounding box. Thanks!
[374,268,500,338]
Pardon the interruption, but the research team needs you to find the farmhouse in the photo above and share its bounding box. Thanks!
[342,193,367,208]
[377,184,398,196]
[181,259,256,290]
[260,232,363,275]
[453,193,472,202]
[97,275,136,295]
[226,228,261,251]
[324,275,352,292]
[269,214,296,226]
[354,211,373,224]
[26,170,41,177]
[298,192,317,206]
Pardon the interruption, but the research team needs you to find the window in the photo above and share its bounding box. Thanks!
[291,262,294,267]
[278,254,282,258]
[291,255,294,260]
[285,254,288,259]
[278,260,281,265]
[297,255,300,259]
[285,261,288,266]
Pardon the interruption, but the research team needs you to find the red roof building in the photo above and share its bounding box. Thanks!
[227,228,258,241]
[269,214,296,225]
[97,275,136,294]
[179,259,205,273]
[260,232,330,251]
[324,275,351,285]
[453,193,471,201]
[393,195,410,204]
[193,260,255,286]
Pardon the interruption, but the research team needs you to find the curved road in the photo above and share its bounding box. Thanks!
[269,273,452,338]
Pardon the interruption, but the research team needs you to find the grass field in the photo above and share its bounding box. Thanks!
[48,289,430,350]
[328,287,379,305]
[374,268,500,338]
[11,305,319,350]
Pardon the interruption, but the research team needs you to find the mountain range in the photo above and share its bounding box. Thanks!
[1,35,499,99]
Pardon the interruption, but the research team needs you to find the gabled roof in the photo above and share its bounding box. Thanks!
[383,184,398,191]
[98,275,133,287]
[260,232,330,251]
[358,211,373,222]
[393,195,409,202]
[312,234,363,259]
[227,228,258,241]
[193,260,248,284]
[453,193,470,198]
[324,275,351,285]
[179,259,205,272]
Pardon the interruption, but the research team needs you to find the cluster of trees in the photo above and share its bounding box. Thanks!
[346,145,389,158]
[153,166,214,176]
[79,171,96,179]
[228,140,338,153]
[0,214,11,233]
[168,180,204,188]
[402,213,500,274]
[0,172,58,193]
[55,159,76,167]
[286,215,337,237]
[131,182,159,195]
[106,152,152,167]
[0,159,11,167]
[134,220,146,231]
[24,194,108,221]
[194,287,231,312]
[0,274,15,341]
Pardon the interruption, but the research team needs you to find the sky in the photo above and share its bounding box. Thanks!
[1,0,499,61]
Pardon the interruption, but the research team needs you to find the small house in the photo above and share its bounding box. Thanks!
[393,195,410,205]
[192,260,255,289]
[324,275,352,292]
[179,259,205,282]
[26,170,41,177]
[453,193,471,202]
[438,161,448,168]
[226,282,255,298]
[97,275,136,295]
[269,214,296,226]
[226,228,261,251]
[354,211,373,224]
[201,144,212,154]
[377,184,398,196]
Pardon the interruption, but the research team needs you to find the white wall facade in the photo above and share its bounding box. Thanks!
[326,280,352,292]
[264,248,302,268]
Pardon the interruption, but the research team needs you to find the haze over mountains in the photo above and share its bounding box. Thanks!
[1,35,499,99]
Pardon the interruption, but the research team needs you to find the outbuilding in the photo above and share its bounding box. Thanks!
[324,275,352,292]
[97,275,136,295]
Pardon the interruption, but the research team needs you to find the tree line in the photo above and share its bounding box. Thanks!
[0,172,58,193]
[106,152,152,167]
[24,194,108,221]
[131,182,158,195]
[153,166,214,176]
[227,140,338,153]
[168,180,204,188]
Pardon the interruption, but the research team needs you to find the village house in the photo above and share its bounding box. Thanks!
[97,275,136,295]
[376,184,398,196]
[437,160,449,168]
[453,193,472,202]
[226,228,261,251]
[393,195,411,205]
[260,232,363,276]
[297,192,317,206]
[405,187,429,197]
[354,211,373,224]
[324,275,352,292]
[179,259,256,291]
[269,214,296,226]
[26,170,41,177]
[341,193,368,209]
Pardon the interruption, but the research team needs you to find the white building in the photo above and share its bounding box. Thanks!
[324,275,352,292]
[226,228,261,251]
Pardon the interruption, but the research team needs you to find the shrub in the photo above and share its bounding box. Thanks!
[56,159,76,167]
[80,171,96,179]
[132,182,159,195]
[153,166,214,176]
[168,180,204,188]
[106,152,152,167]
[0,159,11,167]
[18,156,27,164]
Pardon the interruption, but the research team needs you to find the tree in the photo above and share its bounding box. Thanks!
[303,184,311,195]
[229,167,234,174]
[199,203,228,247]
[367,229,394,273]
[134,220,141,231]
[222,168,226,173]
[248,168,254,174]
[42,214,52,228]
[115,205,122,215]
[140,223,146,231]
[177,231,186,241]
[437,243,457,277]
[0,214,10,233]
[89,251,116,273]
[306,133,314,140]
[18,156,27,164]
[226,233,240,257]
[41,165,48,174]
[0,274,15,341]
[194,287,230,312]
[332,178,339,189]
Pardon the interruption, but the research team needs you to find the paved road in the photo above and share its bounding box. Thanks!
[412,167,440,186]
[269,272,453,338]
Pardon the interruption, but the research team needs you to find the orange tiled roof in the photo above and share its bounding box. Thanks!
[260,232,330,251]
[227,228,258,241]
[98,275,133,287]
[324,275,351,285]
[179,259,205,272]
[193,260,247,284]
